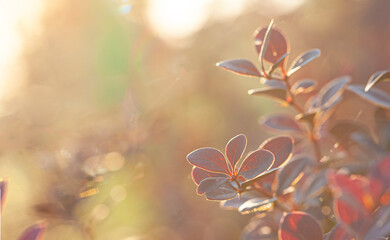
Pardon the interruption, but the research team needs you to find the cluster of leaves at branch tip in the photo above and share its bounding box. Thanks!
[187,19,390,240]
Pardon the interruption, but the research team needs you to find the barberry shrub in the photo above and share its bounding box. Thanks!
[186,20,390,240]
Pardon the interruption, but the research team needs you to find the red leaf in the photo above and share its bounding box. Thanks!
[328,173,375,212]
[18,221,47,240]
[279,211,323,240]
[333,198,372,237]
[191,167,226,185]
[187,147,230,175]
[237,149,274,180]
[225,134,247,174]
[254,26,289,67]
[216,59,262,78]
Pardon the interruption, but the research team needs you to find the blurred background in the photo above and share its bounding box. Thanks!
[1,0,390,239]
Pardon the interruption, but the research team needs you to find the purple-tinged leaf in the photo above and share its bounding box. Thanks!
[197,177,231,195]
[220,192,264,210]
[364,205,390,240]
[269,52,290,75]
[291,79,317,95]
[263,79,288,89]
[317,76,351,108]
[287,49,321,76]
[216,59,262,78]
[325,224,353,240]
[197,177,238,200]
[365,70,390,92]
[191,167,226,185]
[279,211,323,240]
[369,157,390,204]
[0,179,7,214]
[295,170,326,205]
[248,86,288,103]
[187,147,230,175]
[18,221,47,240]
[238,149,274,180]
[276,157,308,195]
[260,136,294,168]
[225,134,247,173]
[348,84,390,109]
[241,167,281,189]
[254,24,289,68]
[239,197,276,215]
[260,114,304,134]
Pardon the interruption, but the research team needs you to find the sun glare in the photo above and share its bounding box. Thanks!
[0,0,44,114]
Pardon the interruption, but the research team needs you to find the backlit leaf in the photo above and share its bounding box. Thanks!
[220,192,264,210]
[261,114,304,134]
[197,177,238,200]
[197,177,233,195]
[216,59,262,78]
[268,52,290,75]
[291,79,317,95]
[348,84,390,109]
[287,49,321,76]
[276,157,308,195]
[187,147,230,175]
[239,197,276,214]
[241,167,281,189]
[365,70,390,92]
[191,167,226,185]
[254,21,289,70]
[238,149,274,180]
[260,136,294,168]
[317,76,351,108]
[248,86,288,103]
[18,221,47,240]
[263,79,288,89]
[226,134,247,173]
[279,211,323,240]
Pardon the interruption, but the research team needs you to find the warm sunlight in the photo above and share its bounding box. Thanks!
[0,0,44,114]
